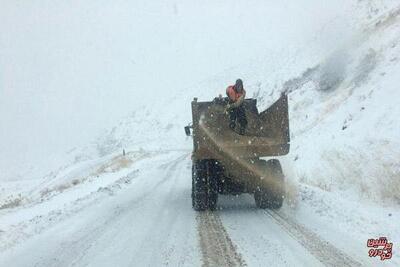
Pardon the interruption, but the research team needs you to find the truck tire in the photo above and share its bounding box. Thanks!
[192,160,219,211]
[192,160,208,211]
[206,160,218,211]
[254,159,285,209]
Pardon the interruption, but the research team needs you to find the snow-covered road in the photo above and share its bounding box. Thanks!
[0,151,369,266]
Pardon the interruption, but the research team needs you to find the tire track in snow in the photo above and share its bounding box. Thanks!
[197,211,246,267]
[264,210,362,267]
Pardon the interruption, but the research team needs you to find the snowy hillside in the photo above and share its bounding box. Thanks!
[1,0,399,266]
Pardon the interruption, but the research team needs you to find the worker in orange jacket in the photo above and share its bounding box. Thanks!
[225,79,247,135]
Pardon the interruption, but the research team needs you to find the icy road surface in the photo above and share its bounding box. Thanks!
[0,151,391,266]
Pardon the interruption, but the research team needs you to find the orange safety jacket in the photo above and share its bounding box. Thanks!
[226,85,246,102]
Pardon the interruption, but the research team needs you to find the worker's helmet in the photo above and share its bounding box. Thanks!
[235,79,243,92]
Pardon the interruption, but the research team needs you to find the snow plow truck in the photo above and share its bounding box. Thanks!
[184,93,290,211]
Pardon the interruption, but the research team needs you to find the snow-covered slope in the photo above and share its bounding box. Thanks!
[286,4,400,204]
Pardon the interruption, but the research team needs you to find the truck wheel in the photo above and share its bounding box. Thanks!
[254,187,269,209]
[254,159,285,209]
[192,160,208,211]
[206,160,218,211]
[267,159,284,209]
